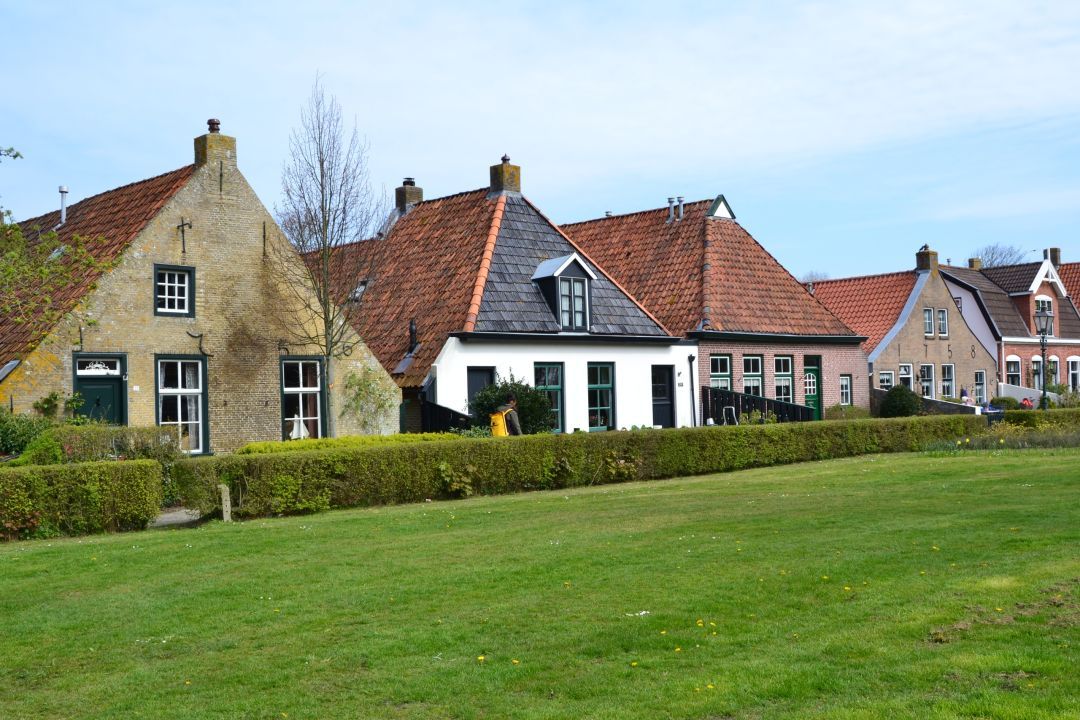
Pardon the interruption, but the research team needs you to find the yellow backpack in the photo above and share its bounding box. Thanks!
[490,408,511,437]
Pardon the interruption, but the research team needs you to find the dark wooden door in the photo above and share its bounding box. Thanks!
[75,378,123,424]
[651,365,675,428]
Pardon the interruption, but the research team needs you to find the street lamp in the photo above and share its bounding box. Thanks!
[1034,309,1054,411]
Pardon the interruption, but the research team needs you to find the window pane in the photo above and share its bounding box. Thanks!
[283,362,300,388]
[159,395,178,422]
[301,362,319,389]
[180,361,200,390]
[160,361,178,389]
[283,394,300,417]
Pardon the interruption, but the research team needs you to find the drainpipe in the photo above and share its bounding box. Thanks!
[687,354,697,427]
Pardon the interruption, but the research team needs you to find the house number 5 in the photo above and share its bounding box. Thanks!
[948,344,952,358]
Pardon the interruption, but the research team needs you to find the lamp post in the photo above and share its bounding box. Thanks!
[1034,309,1053,411]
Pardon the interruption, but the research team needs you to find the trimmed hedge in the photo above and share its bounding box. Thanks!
[0,459,163,540]
[1002,407,1080,429]
[14,425,181,466]
[0,409,52,455]
[236,432,463,455]
[176,415,987,519]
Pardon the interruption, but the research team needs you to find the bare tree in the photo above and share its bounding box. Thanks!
[970,243,1027,268]
[273,78,387,437]
[799,270,830,283]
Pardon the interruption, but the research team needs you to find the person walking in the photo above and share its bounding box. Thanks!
[491,392,523,436]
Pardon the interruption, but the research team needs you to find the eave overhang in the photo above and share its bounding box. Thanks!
[687,330,866,345]
[450,331,681,345]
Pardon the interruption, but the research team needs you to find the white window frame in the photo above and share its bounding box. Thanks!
[941,363,955,398]
[155,267,193,315]
[923,308,934,336]
[1035,295,1054,337]
[878,371,894,390]
[1031,356,1043,390]
[919,364,935,398]
[899,364,913,389]
[743,355,763,396]
[1067,357,1080,392]
[1005,355,1022,386]
[974,370,986,404]
[559,277,588,331]
[774,356,793,403]
[282,359,323,440]
[839,375,852,406]
[937,309,949,337]
[157,358,204,454]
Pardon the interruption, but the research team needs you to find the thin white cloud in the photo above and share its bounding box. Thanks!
[931,186,1080,220]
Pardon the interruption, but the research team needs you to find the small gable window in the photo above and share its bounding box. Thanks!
[560,277,588,330]
[154,264,195,317]
[532,253,598,333]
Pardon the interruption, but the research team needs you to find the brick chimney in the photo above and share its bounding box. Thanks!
[490,155,521,193]
[968,257,982,271]
[915,244,939,274]
[1045,247,1061,267]
[194,118,236,167]
[395,177,423,212]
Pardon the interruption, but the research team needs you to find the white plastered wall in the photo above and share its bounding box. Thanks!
[942,279,998,356]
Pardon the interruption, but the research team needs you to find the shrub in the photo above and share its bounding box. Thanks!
[0,459,162,540]
[879,385,921,418]
[12,425,181,466]
[824,404,872,421]
[174,414,987,520]
[469,374,555,435]
[237,432,462,455]
[1001,407,1080,429]
[0,409,52,455]
[991,396,1021,411]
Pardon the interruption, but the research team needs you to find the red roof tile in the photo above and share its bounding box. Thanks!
[563,201,857,337]
[1059,262,1080,301]
[812,271,917,353]
[1,166,194,362]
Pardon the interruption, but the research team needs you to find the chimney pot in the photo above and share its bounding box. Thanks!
[396,177,423,212]
[194,119,236,167]
[676,196,685,221]
[58,186,69,226]
[666,197,675,223]
[207,118,220,133]
[403,177,415,187]
[916,245,939,274]
[489,156,521,193]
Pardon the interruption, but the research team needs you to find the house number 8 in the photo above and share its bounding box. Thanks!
[971,345,976,358]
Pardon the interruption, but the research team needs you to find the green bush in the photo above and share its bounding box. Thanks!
[236,432,462,455]
[824,404,872,421]
[1001,407,1080,429]
[991,396,1021,411]
[12,425,181,466]
[175,415,987,519]
[879,385,922,418]
[0,409,52,455]
[0,459,162,540]
[469,374,555,435]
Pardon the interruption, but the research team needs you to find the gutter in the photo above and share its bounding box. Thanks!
[688,330,866,345]
[450,331,681,345]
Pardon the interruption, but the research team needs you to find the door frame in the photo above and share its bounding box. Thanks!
[802,355,822,421]
[650,364,676,428]
[72,352,128,425]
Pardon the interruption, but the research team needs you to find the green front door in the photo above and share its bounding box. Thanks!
[75,378,123,424]
[803,363,822,420]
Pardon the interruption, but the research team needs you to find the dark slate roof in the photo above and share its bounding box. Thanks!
[474,195,665,336]
[940,265,1031,338]
[981,262,1041,294]
[1060,297,1080,338]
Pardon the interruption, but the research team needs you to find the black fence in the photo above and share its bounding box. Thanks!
[700,387,815,425]
[421,400,472,433]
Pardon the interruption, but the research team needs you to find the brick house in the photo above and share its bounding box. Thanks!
[0,122,399,453]
[814,246,999,404]
[563,197,869,419]
[940,249,1080,395]
[330,157,696,433]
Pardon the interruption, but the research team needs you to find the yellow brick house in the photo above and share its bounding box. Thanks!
[0,121,398,453]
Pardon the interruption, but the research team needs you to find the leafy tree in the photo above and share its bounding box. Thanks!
[879,384,921,418]
[469,374,556,435]
[970,243,1027,268]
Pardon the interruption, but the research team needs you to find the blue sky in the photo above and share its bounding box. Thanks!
[3,0,1079,278]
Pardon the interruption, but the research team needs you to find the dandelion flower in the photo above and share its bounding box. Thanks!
[696,619,704,627]
[675,647,682,652]
[477,655,486,663]
[822,575,829,581]
[630,661,638,667]
[184,680,192,686]
[932,546,940,551]
[660,630,667,635]
[512,659,520,665]
[843,586,851,592]
[920,570,926,575]
[707,684,715,690]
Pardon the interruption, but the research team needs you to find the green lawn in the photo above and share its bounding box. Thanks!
[2,449,1078,719]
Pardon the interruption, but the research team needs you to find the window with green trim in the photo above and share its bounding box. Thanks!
[587,362,615,431]
[534,362,564,433]
[774,356,793,402]
[743,355,763,396]
[282,358,323,440]
[709,354,731,390]
[156,357,207,454]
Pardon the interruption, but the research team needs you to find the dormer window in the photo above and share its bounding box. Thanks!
[1035,296,1054,336]
[349,280,368,303]
[532,253,598,333]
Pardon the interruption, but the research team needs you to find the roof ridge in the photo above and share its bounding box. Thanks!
[815,269,917,285]
[413,186,489,206]
[16,165,195,228]
[522,195,673,336]
[463,194,506,332]
[562,198,714,228]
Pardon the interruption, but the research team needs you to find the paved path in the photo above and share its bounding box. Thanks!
[150,508,201,529]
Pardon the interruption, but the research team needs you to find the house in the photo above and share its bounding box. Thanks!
[0,121,399,453]
[563,197,869,419]
[331,157,696,433]
[814,246,999,404]
[940,249,1080,395]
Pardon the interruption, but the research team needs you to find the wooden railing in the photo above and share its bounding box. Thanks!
[700,387,815,425]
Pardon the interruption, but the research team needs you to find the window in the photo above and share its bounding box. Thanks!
[919,364,934,398]
[974,371,986,404]
[282,359,323,440]
[348,281,367,303]
[878,371,894,390]
[157,357,206,453]
[941,364,955,398]
[709,354,732,390]
[1006,357,1021,386]
[559,277,588,331]
[743,356,763,396]
[839,375,852,406]
[1035,296,1054,336]
[774,356,793,403]
[937,309,949,337]
[1047,356,1060,386]
[587,363,615,431]
[1031,357,1043,390]
[899,364,913,389]
[154,264,195,317]
[1068,357,1080,392]
[953,296,963,312]
[923,308,934,336]
[534,363,564,433]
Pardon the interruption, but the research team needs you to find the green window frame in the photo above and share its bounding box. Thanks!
[281,357,326,440]
[155,355,209,454]
[709,354,731,390]
[774,355,793,402]
[534,362,564,433]
[153,264,196,317]
[840,374,853,406]
[743,355,763,396]
[587,362,615,431]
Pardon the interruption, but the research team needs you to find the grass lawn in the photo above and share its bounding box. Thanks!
[1,449,1078,719]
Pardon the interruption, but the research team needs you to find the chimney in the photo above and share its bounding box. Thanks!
[666,197,675,223]
[395,177,423,212]
[968,257,982,271]
[1046,247,1061,267]
[194,118,237,167]
[676,196,685,221]
[489,154,521,193]
[915,244,939,273]
[408,319,418,353]
[58,186,68,226]
[604,211,613,217]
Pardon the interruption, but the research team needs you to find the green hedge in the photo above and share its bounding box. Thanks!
[1001,407,1080,429]
[236,432,463,455]
[0,459,163,540]
[13,425,181,466]
[176,415,987,519]
[0,409,53,455]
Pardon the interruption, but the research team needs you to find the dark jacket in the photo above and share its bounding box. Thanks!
[496,403,523,435]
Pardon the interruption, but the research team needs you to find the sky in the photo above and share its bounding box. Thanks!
[2,0,1079,279]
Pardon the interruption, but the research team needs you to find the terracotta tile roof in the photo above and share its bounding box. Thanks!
[332,189,669,389]
[812,271,917,353]
[1058,262,1080,301]
[981,262,1041,294]
[0,166,194,362]
[563,201,858,338]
